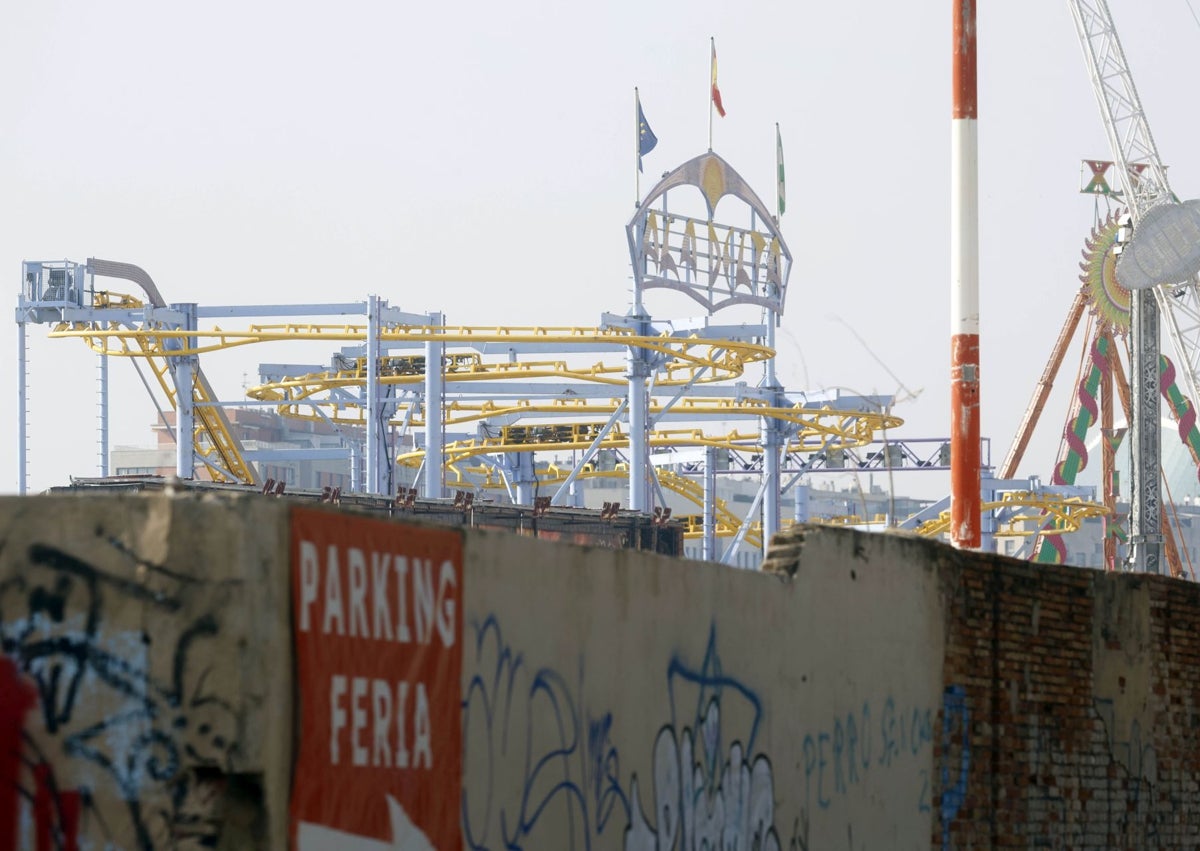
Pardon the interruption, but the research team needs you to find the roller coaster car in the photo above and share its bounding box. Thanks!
[375,353,477,377]
[445,354,480,372]
[503,425,532,444]
[384,356,426,376]
[502,424,581,445]
[530,426,563,444]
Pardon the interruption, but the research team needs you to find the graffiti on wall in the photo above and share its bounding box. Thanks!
[938,685,970,851]
[1033,694,1200,850]
[462,616,937,851]
[624,628,781,851]
[0,536,241,851]
[938,687,1195,850]
[461,614,629,850]
[462,617,781,850]
[1082,696,1191,850]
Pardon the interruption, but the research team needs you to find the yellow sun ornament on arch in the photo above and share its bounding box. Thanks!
[701,156,727,214]
[1080,209,1131,335]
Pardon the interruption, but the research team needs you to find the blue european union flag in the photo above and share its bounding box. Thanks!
[638,97,658,173]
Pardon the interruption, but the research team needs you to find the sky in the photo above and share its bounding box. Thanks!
[4,0,1200,501]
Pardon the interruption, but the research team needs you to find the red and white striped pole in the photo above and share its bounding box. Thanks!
[951,0,981,548]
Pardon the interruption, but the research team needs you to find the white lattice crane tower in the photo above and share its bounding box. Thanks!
[1067,0,1198,573]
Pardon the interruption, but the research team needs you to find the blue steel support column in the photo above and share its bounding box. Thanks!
[627,299,652,513]
[1128,290,1162,573]
[628,342,650,513]
[513,451,536,505]
[762,419,782,549]
[760,316,782,550]
[17,319,27,494]
[366,295,382,493]
[172,303,198,479]
[793,483,810,524]
[175,359,195,478]
[98,352,109,476]
[424,311,445,500]
[703,445,717,561]
[981,476,997,554]
[349,439,362,493]
[626,191,653,514]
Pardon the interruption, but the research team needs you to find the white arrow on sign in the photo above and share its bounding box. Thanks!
[296,795,437,851]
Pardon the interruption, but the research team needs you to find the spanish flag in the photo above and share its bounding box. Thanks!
[711,39,726,118]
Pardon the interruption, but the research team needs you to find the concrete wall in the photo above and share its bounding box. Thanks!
[3,493,1200,849]
[0,493,292,850]
[462,523,944,850]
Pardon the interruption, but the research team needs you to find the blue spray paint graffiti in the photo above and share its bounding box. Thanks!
[940,684,970,850]
[463,615,938,850]
[461,615,630,851]
[1,540,240,850]
[462,619,783,850]
[625,625,781,851]
[791,695,934,818]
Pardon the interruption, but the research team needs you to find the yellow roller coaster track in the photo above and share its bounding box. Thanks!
[248,353,738,392]
[75,296,258,485]
[914,491,1109,539]
[395,417,899,477]
[245,390,900,448]
[455,461,765,550]
[49,322,773,380]
[50,302,898,538]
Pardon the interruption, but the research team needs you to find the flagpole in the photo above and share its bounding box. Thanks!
[635,87,641,206]
[708,37,714,151]
[775,122,781,219]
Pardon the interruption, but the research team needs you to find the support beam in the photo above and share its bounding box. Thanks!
[627,323,651,513]
[760,315,782,549]
[703,445,718,561]
[1129,290,1163,572]
[17,320,27,495]
[365,295,383,493]
[981,478,996,554]
[350,440,362,493]
[170,303,198,479]
[793,483,810,524]
[721,475,770,567]
[1001,291,1088,478]
[424,312,445,500]
[761,418,782,549]
[550,399,628,505]
[513,451,536,506]
[1100,328,1118,572]
[174,357,195,478]
[98,352,109,477]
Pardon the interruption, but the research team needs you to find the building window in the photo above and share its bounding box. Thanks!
[317,471,350,490]
[263,465,296,485]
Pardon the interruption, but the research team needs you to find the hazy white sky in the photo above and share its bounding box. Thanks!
[4,0,1200,498]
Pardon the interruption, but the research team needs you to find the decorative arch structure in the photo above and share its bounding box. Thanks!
[626,151,793,316]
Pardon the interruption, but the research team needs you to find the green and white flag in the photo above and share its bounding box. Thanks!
[776,123,786,218]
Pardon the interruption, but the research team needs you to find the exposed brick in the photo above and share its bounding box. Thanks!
[933,553,1200,849]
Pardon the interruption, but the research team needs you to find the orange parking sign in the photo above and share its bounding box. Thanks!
[289,507,462,850]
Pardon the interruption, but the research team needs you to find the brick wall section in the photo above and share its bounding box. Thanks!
[931,545,1200,849]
